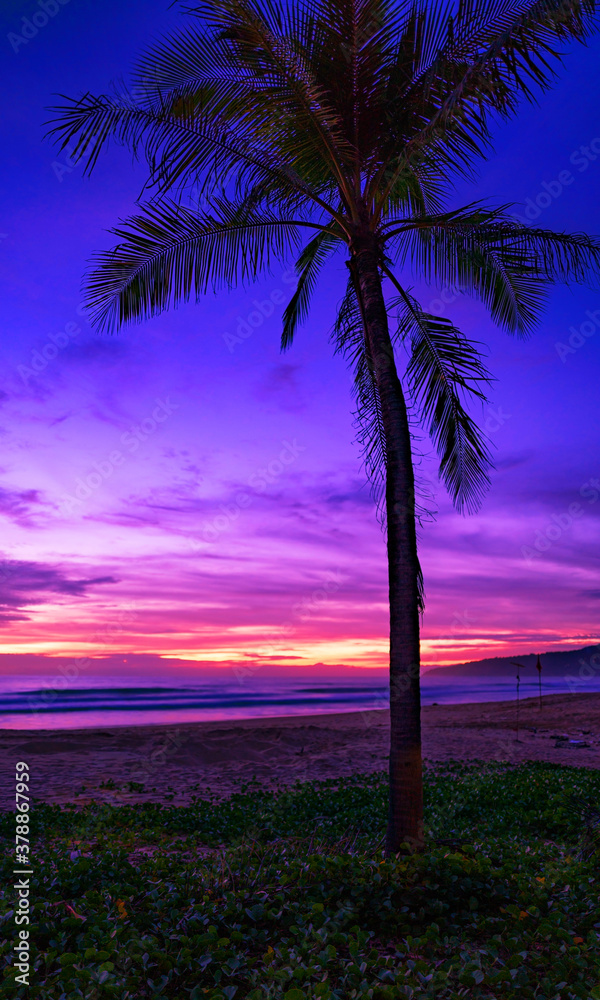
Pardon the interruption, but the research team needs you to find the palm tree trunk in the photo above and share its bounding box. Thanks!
[351,238,424,853]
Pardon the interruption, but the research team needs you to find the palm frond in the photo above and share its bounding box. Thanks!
[329,273,426,609]
[370,0,600,212]
[134,1,361,207]
[331,275,389,518]
[387,277,494,513]
[389,205,600,335]
[45,88,339,221]
[281,230,341,350]
[83,199,317,332]
[440,0,599,109]
[331,273,432,534]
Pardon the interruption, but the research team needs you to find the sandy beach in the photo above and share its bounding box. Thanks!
[1,692,599,810]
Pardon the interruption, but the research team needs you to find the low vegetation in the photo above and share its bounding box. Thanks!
[2,762,600,999]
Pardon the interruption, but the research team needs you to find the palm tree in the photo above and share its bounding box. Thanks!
[48,0,600,852]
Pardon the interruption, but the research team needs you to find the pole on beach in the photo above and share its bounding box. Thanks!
[511,662,526,742]
[536,654,543,710]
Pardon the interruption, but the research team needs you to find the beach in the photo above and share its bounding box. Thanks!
[1,692,599,810]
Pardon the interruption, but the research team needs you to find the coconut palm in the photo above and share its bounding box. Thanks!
[47,0,599,851]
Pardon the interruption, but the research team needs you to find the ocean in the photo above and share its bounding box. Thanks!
[1,674,597,729]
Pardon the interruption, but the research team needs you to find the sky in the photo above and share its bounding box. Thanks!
[0,0,599,680]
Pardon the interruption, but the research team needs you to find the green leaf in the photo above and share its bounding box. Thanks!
[59,953,78,966]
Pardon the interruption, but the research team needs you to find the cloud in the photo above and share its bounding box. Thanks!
[0,559,118,624]
[0,487,48,528]
[254,363,306,411]
[495,451,535,471]
[63,338,131,365]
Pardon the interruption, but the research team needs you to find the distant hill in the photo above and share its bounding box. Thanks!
[423,644,600,679]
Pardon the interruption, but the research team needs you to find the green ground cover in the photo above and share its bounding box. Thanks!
[1,761,599,999]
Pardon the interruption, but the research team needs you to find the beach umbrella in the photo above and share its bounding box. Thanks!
[536,654,543,710]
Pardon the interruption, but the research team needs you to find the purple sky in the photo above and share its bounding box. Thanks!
[0,0,599,676]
